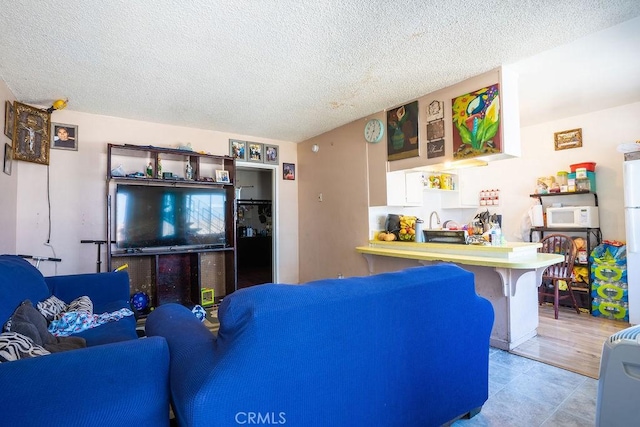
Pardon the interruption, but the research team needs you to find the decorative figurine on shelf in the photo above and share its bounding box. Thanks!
[185,159,193,180]
[157,158,162,179]
[146,162,153,178]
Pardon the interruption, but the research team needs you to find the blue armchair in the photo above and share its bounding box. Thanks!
[0,255,170,426]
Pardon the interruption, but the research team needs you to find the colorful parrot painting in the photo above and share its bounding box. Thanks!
[451,84,501,159]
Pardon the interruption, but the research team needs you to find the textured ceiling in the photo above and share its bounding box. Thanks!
[0,1,639,143]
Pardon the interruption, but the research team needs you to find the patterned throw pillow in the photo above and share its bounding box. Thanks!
[0,332,51,363]
[37,295,69,321]
[67,296,93,315]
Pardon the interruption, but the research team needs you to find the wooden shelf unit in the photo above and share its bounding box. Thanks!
[529,192,602,310]
[106,144,237,307]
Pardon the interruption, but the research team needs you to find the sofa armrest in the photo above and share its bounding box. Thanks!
[0,336,170,426]
[146,303,218,425]
[45,271,130,305]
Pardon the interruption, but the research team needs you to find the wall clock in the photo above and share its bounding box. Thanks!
[364,118,384,143]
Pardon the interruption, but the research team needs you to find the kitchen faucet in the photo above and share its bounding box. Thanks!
[429,211,441,229]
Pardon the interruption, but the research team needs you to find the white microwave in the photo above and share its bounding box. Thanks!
[546,206,599,228]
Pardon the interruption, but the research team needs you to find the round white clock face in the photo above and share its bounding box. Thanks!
[364,119,384,143]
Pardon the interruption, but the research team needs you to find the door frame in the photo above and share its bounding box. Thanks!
[236,162,278,283]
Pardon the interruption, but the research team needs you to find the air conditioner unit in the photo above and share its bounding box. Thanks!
[596,324,640,426]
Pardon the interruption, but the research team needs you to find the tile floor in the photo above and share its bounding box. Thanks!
[453,347,598,427]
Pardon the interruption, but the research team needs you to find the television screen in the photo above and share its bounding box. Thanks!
[115,184,227,249]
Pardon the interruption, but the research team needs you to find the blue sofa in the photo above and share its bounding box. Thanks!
[0,255,170,426]
[146,263,494,427]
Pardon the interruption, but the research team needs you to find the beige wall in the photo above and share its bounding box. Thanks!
[298,76,640,282]
[1,95,299,281]
[298,120,373,282]
[0,82,17,255]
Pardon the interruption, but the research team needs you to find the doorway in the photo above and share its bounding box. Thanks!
[236,166,275,288]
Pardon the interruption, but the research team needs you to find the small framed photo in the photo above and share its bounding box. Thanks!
[229,139,246,161]
[13,101,50,165]
[554,128,582,151]
[283,163,295,180]
[264,144,279,164]
[248,142,263,163]
[3,143,12,175]
[215,169,230,183]
[51,123,78,151]
[4,101,14,141]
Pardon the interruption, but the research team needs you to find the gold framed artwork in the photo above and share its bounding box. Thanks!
[12,102,50,165]
[554,128,582,151]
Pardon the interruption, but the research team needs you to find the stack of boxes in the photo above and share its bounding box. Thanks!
[569,162,597,192]
[591,243,628,322]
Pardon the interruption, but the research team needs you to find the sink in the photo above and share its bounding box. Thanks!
[423,229,469,244]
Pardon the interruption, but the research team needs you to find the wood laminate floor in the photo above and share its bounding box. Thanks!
[511,304,630,379]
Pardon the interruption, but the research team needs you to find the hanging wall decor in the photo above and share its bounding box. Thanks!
[427,139,445,159]
[229,139,247,161]
[248,142,264,163]
[426,100,444,122]
[451,84,501,160]
[12,102,50,165]
[264,144,279,164]
[554,128,582,150]
[387,100,419,161]
[51,122,78,151]
[3,143,12,175]
[283,163,295,180]
[4,101,14,141]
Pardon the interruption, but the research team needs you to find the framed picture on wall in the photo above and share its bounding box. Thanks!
[264,144,279,164]
[4,101,14,141]
[12,101,50,165]
[248,142,263,163]
[51,122,78,151]
[554,128,582,151]
[3,143,12,175]
[283,163,295,180]
[229,139,247,161]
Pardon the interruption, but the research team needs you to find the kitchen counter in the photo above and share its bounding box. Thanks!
[357,240,563,268]
[355,240,564,350]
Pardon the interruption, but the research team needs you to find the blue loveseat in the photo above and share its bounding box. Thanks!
[146,263,494,427]
[0,255,170,426]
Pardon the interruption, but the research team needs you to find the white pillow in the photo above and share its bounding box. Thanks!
[37,295,69,321]
[0,332,50,363]
[67,296,93,315]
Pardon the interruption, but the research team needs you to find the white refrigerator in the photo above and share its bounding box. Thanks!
[624,151,640,324]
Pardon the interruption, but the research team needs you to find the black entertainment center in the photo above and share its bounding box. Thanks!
[106,144,237,309]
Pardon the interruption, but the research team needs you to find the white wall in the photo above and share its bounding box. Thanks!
[466,101,640,243]
[11,108,299,283]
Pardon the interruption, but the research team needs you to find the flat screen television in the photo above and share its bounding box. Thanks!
[115,184,227,250]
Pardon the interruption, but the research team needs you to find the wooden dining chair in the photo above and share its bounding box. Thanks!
[537,233,581,319]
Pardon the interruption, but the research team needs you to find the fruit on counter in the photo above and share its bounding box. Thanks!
[398,215,417,241]
[377,231,397,241]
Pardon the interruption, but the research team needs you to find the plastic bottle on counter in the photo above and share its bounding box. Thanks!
[415,219,424,243]
[490,225,502,246]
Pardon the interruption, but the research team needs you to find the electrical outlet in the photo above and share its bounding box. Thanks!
[318,193,323,202]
